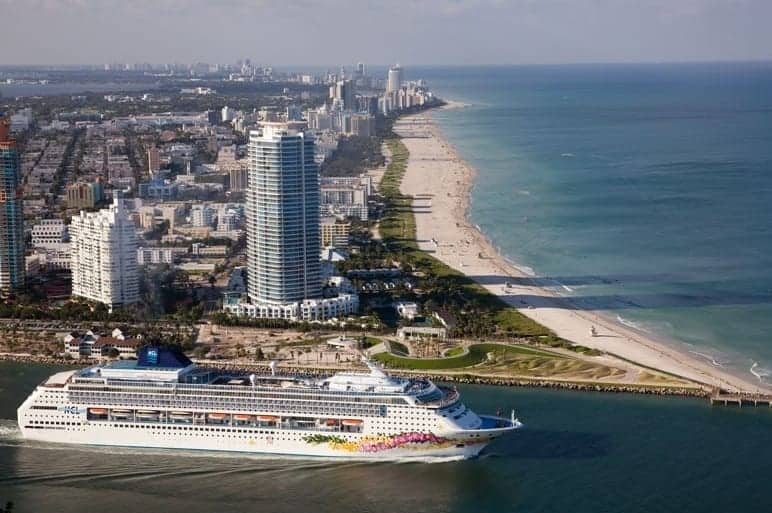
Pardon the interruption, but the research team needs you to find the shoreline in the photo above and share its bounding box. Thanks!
[395,102,769,395]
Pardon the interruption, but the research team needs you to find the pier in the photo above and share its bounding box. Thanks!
[710,389,772,407]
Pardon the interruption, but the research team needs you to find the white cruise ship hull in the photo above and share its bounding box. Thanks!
[17,350,521,461]
[21,419,500,460]
[19,423,490,460]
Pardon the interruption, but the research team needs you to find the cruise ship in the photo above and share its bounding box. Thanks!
[17,346,521,460]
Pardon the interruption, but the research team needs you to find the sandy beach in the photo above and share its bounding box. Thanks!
[395,103,769,394]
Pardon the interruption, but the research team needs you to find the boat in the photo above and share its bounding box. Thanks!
[17,345,521,460]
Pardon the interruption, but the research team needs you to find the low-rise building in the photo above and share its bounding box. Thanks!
[396,326,447,341]
[63,329,141,360]
[67,181,104,209]
[320,217,350,248]
[31,219,69,248]
[137,247,175,266]
[395,301,420,321]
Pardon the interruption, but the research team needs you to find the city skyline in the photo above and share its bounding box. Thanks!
[2,0,772,66]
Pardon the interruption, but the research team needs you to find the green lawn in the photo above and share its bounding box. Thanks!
[373,343,553,370]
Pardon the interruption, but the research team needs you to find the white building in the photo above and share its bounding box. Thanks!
[387,65,403,94]
[225,122,357,321]
[63,328,141,360]
[137,247,174,266]
[395,301,420,321]
[31,219,69,248]
[70,198,139,310]
[320,175,370,220]
[221,106,234,122]
[191,204,216,227]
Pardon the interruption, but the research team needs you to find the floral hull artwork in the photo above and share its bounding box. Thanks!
[303,432,458,453]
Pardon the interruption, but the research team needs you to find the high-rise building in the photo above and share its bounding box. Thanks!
[247,122,321,304]
[387,65,403,94]
[0,114,25,291]
[147,145,160,175]
[228,122,357,320]
[333,80,355,110]
[70,197,139,311]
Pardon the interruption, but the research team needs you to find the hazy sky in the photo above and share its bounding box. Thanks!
[1,0,771,66]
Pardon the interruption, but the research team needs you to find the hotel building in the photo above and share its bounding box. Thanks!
[70,197,139,310]
[226,122,356,320]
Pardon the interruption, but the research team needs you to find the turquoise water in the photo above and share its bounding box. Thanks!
[1,362,771,512]
[418,63,772,386]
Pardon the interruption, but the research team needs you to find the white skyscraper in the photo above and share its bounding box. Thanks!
[387,65,403,94]
[70,197,139,311]
[226,122,357,320]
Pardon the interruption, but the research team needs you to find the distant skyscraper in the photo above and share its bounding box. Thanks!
[0,114,25,291]
[70,197,139,310]
[333,80,355,110]
[231,122,357,320]
[356,62,366,77]
[147,145,160,176]
[387,65,403,94]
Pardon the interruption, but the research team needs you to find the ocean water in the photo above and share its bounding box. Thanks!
[417,63,772,386]
[1,361,771,513]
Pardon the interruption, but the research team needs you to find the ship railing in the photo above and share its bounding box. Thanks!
[70,379,411,403]
[423,387,460,408]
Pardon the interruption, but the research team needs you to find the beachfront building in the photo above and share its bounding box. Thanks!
[387,65,403,94]
[225,122,357,321]
[70,197,139,311]
[0,114,25,291]
[320,175,370,221]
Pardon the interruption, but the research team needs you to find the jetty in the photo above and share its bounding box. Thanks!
[710,389,772,407]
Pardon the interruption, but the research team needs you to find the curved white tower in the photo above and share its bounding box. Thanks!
[247,122,322,303]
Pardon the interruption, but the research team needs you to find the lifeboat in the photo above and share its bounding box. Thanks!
[325,419,339,426]
[88,408,108,415]
[170,411,192,417]
[136,410,159,419]
[208,413,228,421]
[233,414,253,422]
[111,409,131,419]
[256,415,279,422]
[341,419,363,427]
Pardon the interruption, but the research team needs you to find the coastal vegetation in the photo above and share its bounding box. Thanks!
[375,134,554,341]
[320,135,384,177]
[372,342,629,381]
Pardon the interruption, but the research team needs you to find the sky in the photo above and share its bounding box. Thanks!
[1,0,771,66]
